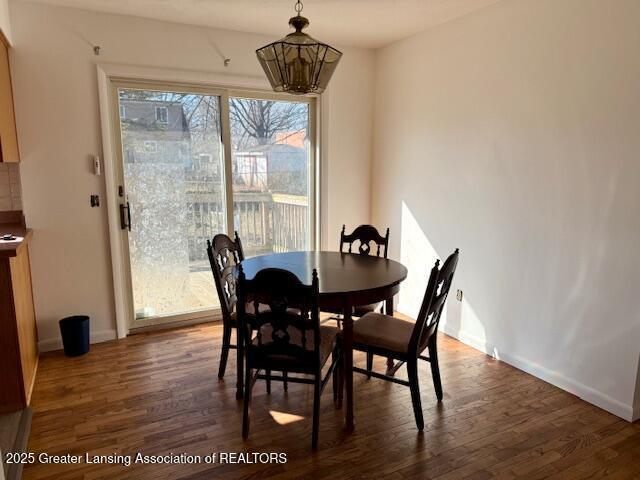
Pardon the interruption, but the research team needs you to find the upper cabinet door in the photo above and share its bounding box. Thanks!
[0,34,20,163]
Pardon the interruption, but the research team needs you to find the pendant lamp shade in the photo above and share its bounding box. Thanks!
[256,2,342,95]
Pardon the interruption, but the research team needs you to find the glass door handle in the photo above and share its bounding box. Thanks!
[120,202,132,231]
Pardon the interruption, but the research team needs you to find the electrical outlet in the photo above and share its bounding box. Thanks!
[456,289,463,301]
[90,194,100,207]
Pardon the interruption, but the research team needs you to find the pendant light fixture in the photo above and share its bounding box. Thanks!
[256,0,342,95]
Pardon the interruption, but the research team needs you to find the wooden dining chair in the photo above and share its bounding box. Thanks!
[208,232,291,398]
[352,249,459,431]
[325,224,390,326]
[237,266,343,450]
[207,232,245,387]
[340,224,390,259]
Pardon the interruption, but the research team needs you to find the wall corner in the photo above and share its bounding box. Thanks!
[0,0,12,45]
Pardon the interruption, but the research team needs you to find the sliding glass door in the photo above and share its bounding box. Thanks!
[111,81,316,328]
[116,88,226,321]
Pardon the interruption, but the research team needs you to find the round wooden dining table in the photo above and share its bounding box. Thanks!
[238,251,408,431]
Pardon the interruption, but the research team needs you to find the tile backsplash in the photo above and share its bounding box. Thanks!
[0,163,22,212]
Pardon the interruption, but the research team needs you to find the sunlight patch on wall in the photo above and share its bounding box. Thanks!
[399,201,440,318]
[400,201,488,352]
[442,294,490,357]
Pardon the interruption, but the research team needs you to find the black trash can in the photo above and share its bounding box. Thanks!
[59,315,90,357]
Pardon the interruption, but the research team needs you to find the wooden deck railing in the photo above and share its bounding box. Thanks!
[186,191,309,267]
[271,194,309,253]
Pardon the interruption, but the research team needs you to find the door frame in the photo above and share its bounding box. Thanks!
[97,63,324,337]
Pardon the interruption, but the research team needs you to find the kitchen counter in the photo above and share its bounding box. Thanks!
[0,224,32,258]
[0,211,31,258]
[0,210,38,413]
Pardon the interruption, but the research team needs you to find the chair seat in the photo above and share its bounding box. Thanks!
[354,303,381,317]
[353,312,415,354]
[230,303,278,326]
[251,325,340,372]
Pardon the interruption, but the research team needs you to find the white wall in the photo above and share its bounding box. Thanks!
[372,0,640,421]
[0,0,11,43]
[9,1,374,350]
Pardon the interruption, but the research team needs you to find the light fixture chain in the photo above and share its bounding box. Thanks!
[295,0,303,15]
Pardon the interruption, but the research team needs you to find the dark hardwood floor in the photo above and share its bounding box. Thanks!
[23,322,640,479]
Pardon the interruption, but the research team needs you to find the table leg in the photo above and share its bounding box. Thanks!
[385,296,395,375]
[236,325,244,400]
[342,305,354,431]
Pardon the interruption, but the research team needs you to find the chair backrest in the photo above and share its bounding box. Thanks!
[409,249,459,354]
[340,224,390,258]
[237,266,321,370]
[206,232,245,321]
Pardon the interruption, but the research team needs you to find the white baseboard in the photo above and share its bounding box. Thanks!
[440,322,635,422]
[128,314,220,335]
[38,329,117,353]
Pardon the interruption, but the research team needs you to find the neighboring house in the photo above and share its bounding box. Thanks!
[235,142,308,196]
[274,130,306,148]
[119,99,191,165]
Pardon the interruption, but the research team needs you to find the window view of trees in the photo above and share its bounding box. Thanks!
[229,98,307,146]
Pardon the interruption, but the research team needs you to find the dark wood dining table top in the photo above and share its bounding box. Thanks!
[237,250,408,298]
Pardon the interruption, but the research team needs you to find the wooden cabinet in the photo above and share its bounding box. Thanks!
[0,31,20,163]
[0,220,37,413]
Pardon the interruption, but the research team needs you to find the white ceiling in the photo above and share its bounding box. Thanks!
[24,0,502,48]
